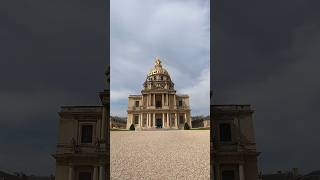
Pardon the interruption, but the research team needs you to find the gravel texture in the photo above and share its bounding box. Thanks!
[111,130,210,180]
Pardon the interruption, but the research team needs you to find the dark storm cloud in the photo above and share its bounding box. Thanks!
[0,0,107,175]
[213,0,320,174]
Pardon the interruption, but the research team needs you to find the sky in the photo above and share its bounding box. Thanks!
[110,0,210,117]
[1,0,320,177]
[213,0,320,174]
[0,0,107,176]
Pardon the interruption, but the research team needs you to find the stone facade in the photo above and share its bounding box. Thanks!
[192,116,210,128]
[53,89,109,180]
[127,57,192,130]
[212,105,260,180]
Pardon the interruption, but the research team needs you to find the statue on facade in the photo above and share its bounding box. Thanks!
[71,137,79,153]
[95,138,101,152]
[104,65,110,90]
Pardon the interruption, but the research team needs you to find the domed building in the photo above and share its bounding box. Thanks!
[127,57,192,129]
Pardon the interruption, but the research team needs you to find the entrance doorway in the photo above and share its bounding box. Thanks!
[78,172,92,180]
[156,118,162,128]
[221,170,235,180]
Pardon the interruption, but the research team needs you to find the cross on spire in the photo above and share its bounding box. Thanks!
[155,56,162,67]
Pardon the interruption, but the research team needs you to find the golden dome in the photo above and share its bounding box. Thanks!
[148,57,170,77]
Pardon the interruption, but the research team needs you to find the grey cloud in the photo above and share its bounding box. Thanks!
[0,0,107,175]
[213,0,320,174]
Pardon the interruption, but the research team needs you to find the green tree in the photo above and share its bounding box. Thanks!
[184,123,190,130]
[129,124,135,131]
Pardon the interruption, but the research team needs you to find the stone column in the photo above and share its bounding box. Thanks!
[93,166,98,180]
[139,114,141,128]
[153,94,155,107]
[175,113,178,128]
[162,113,165,128]
[146,113,149,127]
[167,113,170,127]
[239,164,245,180]
[146,94,148,106]
[149,113,152,127]
[166,94,169,106]
[150,113,152,127]
[99,165,105,180]
[68,166,74,180]
[153,113,156,127]
[141,113,143,127]
[174,95,176,108]
[184,113,187,124]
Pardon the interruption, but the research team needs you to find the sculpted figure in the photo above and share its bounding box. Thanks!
[95,138,101,152]
[71,137,79,153]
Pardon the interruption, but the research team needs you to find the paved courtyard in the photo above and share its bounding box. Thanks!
[110,130,210,180]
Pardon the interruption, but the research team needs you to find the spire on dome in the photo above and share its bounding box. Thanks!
[147,56,170,77]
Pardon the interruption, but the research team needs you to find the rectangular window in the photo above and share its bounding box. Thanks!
[220,123,232,142]
[156,101,162,108]
[135,101,139,107]
[178,100,183,107]
[81,125,93,143]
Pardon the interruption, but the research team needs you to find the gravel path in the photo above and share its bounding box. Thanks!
[110,130,210,180]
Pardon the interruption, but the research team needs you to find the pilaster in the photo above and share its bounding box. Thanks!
[175,113,178,128]
[239,163,245,180]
